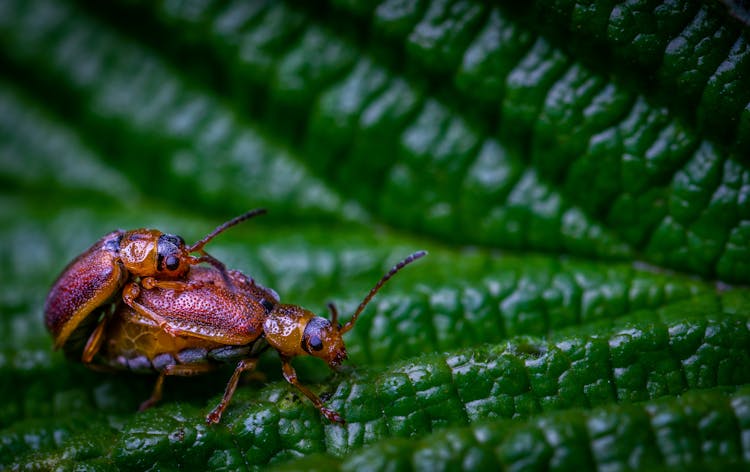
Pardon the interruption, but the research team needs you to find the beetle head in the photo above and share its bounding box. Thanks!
[302,316,347,367]
[156,233,191,277]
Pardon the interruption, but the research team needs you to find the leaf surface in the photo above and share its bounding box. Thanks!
[1,0,750,469]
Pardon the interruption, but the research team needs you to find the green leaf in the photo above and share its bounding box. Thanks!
[270,386,750,471]
[1,0,750,469]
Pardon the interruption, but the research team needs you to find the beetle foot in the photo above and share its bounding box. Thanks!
[206,407,224,425]
[122,283,140,304]
[321,407,345,425]
[140,277,158,290]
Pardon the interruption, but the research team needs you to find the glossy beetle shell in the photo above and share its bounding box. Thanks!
[131,266,274,344]
[98,266,278,371]
[44,231,126,350]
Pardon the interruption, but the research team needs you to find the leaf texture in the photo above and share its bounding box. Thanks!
[1,0,750,470]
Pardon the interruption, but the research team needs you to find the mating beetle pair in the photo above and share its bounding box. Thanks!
[44,209,425,424]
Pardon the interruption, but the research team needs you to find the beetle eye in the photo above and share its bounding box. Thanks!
[261,299,275,312]
[302,317,330,354]
[165,255,180,271]
[308,335,323,351]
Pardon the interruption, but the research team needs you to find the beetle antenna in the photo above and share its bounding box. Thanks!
[188,208,267,252]
[327,302,339,327]
[339,250,427,334]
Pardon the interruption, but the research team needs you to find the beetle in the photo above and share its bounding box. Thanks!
[83,251,426,424]
[44,209,267,355]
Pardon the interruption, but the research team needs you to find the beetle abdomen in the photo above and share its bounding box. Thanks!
[101,305,265,373]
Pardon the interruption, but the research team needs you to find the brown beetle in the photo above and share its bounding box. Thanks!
[44,209,266,354]
[84,251,426,424]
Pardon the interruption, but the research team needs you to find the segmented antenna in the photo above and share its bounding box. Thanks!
[339,250,427,334]
[188,208,267,252]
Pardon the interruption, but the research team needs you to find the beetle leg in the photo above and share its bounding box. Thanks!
[138,363,216,412]
[193,251,227,274]
[141,277,207,292]
[122,282,185,337]
[280,358,345,424]
[81,316,108,364]
[122,281,141,303]
[206,358,259,424]
[191,252,236,292]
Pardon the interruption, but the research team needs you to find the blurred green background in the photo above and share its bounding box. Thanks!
[2,0,750,470]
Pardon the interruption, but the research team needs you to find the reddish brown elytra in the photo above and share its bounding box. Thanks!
[87,250,427,424]
[44,209,266,356]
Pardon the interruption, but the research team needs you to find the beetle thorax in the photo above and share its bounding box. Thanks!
[263,305,308,358]
[119,230,161,276]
